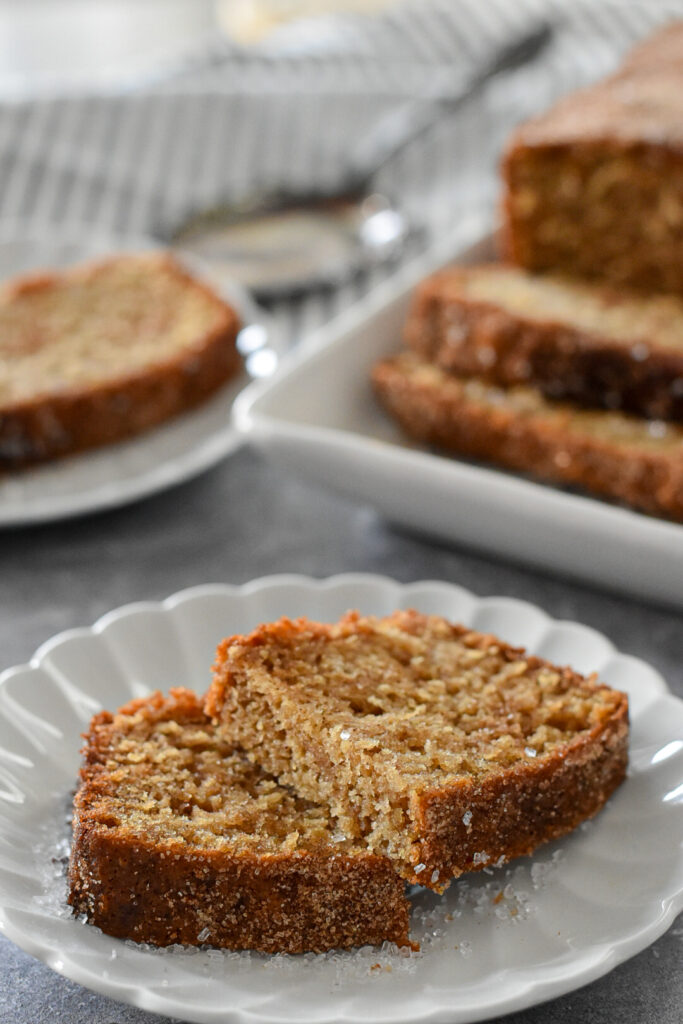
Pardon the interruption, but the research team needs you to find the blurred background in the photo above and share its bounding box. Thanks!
[0,0,680,343]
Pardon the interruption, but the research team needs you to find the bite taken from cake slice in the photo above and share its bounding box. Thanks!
[207,611,629,893]
[68,688,410,953]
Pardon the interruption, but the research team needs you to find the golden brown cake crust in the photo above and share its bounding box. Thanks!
[0,254,241,468]
[414,705,627,882]
[207,611,629,891]
[68,689,410,953]
[406,265,683,421]
[372,353,683,522]
[501,22,683,295]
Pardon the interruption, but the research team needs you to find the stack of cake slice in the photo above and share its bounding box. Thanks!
[373,22,683,522]
[69,610,629,952]
[373,266,683,521]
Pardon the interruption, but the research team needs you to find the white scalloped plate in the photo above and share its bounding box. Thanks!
[0,227,282,526]
[0,574,682,1024]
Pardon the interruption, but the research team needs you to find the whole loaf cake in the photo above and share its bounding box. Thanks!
[502,22,683,296]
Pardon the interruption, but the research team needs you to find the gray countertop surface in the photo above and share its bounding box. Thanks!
[0,445,681,1024]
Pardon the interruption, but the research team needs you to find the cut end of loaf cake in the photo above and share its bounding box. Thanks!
[501,23,683,295]
[207,611,629,891]
[68,688,410,952]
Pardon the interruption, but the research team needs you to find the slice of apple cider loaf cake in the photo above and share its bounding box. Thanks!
[207,610,629,892]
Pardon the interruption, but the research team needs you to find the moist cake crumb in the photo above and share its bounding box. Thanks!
[207,610,628,891]
[68,688,410,953]
[502,22,683,297]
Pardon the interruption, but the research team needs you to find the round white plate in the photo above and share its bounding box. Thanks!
[0,574,681,1024]
[0,227,282,526]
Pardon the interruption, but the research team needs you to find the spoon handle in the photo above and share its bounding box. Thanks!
[346,22,553,187]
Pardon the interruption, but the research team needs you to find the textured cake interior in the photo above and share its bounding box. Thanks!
[80,688,358,856]
[381,354,683,451]
[71,688,411,952]
[504,66,683,295]
[208,611,626,879]
[505,146,683,294]
[439,265,683,351]
[0,255,232,404]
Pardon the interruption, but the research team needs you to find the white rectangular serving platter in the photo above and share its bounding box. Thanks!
[233,211,683,610]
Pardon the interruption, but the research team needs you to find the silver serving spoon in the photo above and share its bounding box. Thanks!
[167,22,552,299]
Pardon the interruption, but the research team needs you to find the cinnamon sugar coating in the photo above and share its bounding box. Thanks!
[372,352,683,521]
[68,689,409,952]
[207,611,628,892]
[406,264,683,421]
